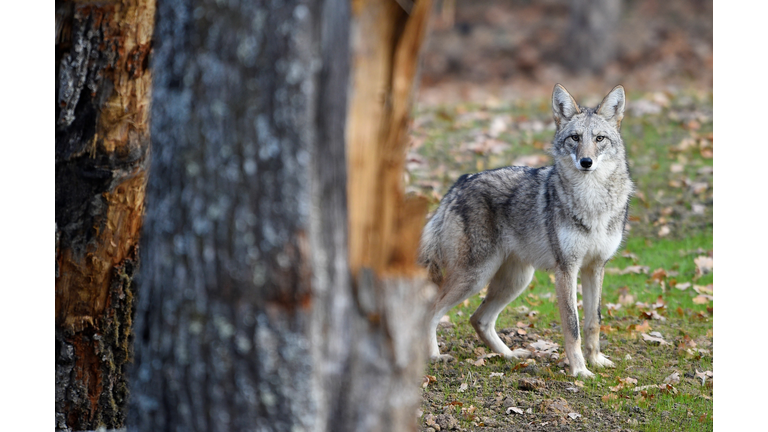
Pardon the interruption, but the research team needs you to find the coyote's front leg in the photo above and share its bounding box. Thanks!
[581,264,615,368]
[555,267,593,378]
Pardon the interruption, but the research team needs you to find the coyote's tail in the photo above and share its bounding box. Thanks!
[418,218,444,285]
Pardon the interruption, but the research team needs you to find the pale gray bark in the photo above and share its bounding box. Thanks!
[130,0,321,430]
[130,0,431,431]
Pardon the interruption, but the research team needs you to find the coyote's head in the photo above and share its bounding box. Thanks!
[550,84,626,173]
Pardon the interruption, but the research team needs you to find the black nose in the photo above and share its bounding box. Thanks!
[580,158,593,168]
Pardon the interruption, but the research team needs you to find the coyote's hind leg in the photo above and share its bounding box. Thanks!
[470,257,534,359]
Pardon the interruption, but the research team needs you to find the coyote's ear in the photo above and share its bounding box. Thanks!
[552,84,580,129]
[597,85,626,129]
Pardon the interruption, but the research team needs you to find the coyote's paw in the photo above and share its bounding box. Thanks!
[506,348,532,359]
[588,353,615,369]
[571,367,595,379]
[430,353,455,363]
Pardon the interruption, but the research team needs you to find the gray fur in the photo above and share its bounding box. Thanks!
[418,84,633,377]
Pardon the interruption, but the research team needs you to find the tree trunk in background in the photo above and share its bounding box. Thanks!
[55,0,154,430]
[130,0,433,430]
[565,0,621,73]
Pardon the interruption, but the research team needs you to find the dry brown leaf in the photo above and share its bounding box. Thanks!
[422,375,437,388]
[651,268,667,282]
[619,377,638,386]
[634,321,652,333]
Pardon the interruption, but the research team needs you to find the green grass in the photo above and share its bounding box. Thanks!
[410,90,713,431]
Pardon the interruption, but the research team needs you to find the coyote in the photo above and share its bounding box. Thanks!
[418,84,633,377]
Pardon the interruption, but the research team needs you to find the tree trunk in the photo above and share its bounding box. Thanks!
[55,0,154,430]
[565,0,622,73]
[130,0,433,430]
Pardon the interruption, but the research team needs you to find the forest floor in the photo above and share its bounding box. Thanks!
[406,87,713,431]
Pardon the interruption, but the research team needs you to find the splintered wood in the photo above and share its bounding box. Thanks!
[347,0,432,277]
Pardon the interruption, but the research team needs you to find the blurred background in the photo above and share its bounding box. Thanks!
[416,0,712,105]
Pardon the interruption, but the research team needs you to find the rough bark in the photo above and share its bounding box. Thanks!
[55,0,154,430]
[129,0,321,430]
[130,0,433,431]
[565,0,622,73]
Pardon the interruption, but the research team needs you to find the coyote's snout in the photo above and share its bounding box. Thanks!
[418,84,633,378]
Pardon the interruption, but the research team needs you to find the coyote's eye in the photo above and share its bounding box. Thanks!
[570,135,580,142]
[596,136,605,142]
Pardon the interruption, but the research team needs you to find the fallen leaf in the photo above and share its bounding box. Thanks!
[692,295,712,304]
[634,321,652,333]
[566,387,579,393]
[479,352,502,360]
[694,256,713,278]
[622,251,639,261]
[642,332,672,346]
[514,305,530,314]
[663,372,680,385]
[690,182,709,194]
[568,412,582,420]
[529,340,559,354]
[602,394,619,402]
[458,383,468,393]
[605,265,650,275]
[674,282,691,291]
[618,293,635,306]
[651,268,667,282]
[658,225,671,237]
[518,377,546,391]
[619,377,638,386]
[694,370,713,385]
[506,406,524,415]
[640,310,666,321]
[490,372,504,378]
[489,116,508,138]
[693,284,713,295]
[473,358,486,367]
[422,375,437,388]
